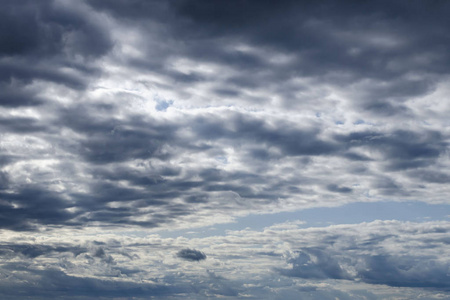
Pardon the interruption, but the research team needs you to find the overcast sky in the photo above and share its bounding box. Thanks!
[1,0,449,299]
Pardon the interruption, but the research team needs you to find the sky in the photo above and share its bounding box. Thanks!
[0,0,449,299]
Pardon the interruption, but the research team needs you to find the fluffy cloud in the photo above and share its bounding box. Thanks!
[0,220,448,299]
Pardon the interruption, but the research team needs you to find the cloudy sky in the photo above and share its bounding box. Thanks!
[1,0,449,299]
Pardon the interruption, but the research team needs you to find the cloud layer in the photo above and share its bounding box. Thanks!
[0,0,449,298]
[0,219,448,299]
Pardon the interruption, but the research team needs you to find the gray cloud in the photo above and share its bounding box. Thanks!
[281,251,450,289]
[0,0,112,107]
[0,266,176,299]
[0,243,86,259]
[358,254,450,288]
[1,0,449,298]
[177,248,207,261]
[86,0,450,112]
[0,187,76,231]
[279,248,352,280]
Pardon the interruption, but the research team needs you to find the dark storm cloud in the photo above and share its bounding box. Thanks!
[77,126,172,164]
[86,0,170,20]
[0,0,112,59]
[0,0,113,107]
[87,0,450,112]
[177,248,207,261]
[0,60,88,90]
[0,187,76,231]
[0,83,44,107]
[0,0,447,251]
[0,171,9,189]
[0,116,49,133]
[335,129,446,170]
[191,113,340,156]
[54,105,178,164]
